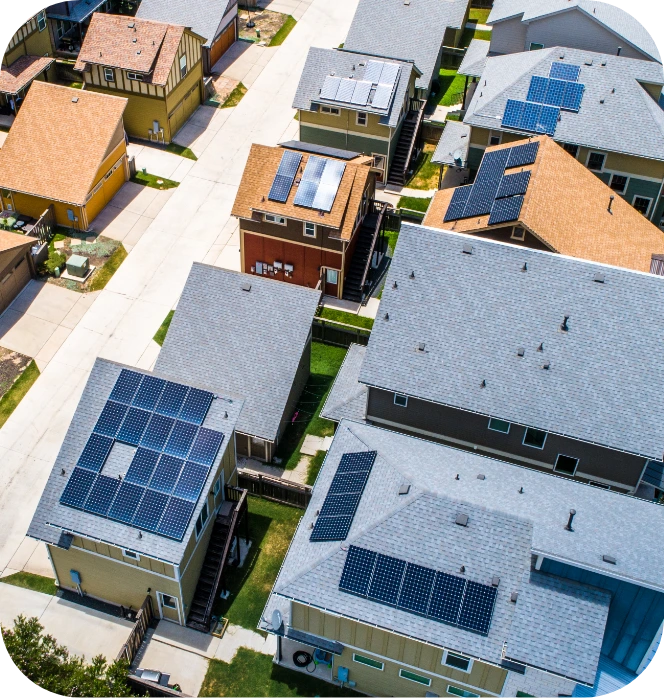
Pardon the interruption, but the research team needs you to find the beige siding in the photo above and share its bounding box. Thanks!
[165,30,203,96]
[489,16,528,54]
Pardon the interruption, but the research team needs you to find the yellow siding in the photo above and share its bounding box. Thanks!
[4,14,52,66]
[1,191,83,228]
[300,108,391,140]
[470,126,491,147]
[579,147,664,180]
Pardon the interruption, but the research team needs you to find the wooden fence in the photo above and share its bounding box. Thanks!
[116,594,154,665]
[238,469,312,509]
[313,317,371,348]
[31,205,55,245]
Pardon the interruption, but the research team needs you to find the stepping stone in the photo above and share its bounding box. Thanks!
[54,240,65,250]
[86,236,96,243]
[70,238,82,246]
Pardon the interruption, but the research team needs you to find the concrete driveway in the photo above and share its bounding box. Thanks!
[127,143,196,182]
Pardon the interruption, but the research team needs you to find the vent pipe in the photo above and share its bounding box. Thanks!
[608,195,615,213]
[565,509,577,531]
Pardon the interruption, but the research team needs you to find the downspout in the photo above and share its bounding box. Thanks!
[346,109,349,149]
[175,564,185,625]
[45,545,61,588]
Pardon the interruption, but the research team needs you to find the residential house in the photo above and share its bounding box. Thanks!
[325,222,664,496]
[137,0,238,74]
[74,13,205,143]
[0,82,128,230]
[154,264,321,463]
[261,419,664,697]
[0,231,36,314]
[232,141,386,303]
[28,357,247,631]
[343,0,470,96]
[425,135,664,273]
[460,47,664,224]
[293,48,421,185]
[46,0,114,55]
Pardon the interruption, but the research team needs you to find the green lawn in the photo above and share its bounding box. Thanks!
[398,196,432,213]
[317,307,374,330]
[200,647,359,697]
[431,68,466,107]
[222,82,247,108]
[305,449,326,486]
[274,342,347,470]
[153,310,175,346]
[212,497,301,630]
[469,8,491,23]
[0,361,39,429]
[383,227,400,256]
[165,143,197,160]
[406,143,439,190]
[131,172,179,189]
[88,244,127,292]
[268,16,297,47]
[459,27,492,48]
[0,571,57,595]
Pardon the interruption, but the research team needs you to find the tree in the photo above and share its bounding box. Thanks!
[2,615,139,697]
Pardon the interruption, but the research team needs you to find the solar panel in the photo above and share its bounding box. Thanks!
[336,78,356,103]
[94,400,128,438]
[60,467,96,508]
[309,515,354,541]
[350,80,372,106]
[561,81,584,111]
[109,369,142,404]
[428,571,466,624]
[339,545,377,595]
[163,420,198,459]
[173,461,208,501]
[149,455,185,494]
[140,414,175,452]
[108,481,145,523]
[462,147,510,218]
[337,451,377,474]
[521,101,542,132]
[550,61,580,82]
[132,488,168,531]
[363,60,385,83]
[367,554,406,605]
[320,75,341,100]
[502,99,525,128]
[506,141,539,168]
[443,185,473,222]
[157,497,196,540]
[319,492,362,517]
[537,105,560,135]
[117,407,151,445]
[526,75,548,104]
[155,382,189,418]
[371,83,392,110]
[502,99,559,136]
[378,62,400,87]
[294,155,326,208]
[179,388,213,425]
[188,428,224,467]
[398,563,436,615]
[496,171,531,199]
[125,447,160,486]
[268,150,302,203]
[84,475,120,516]
[312,160,346,211]
[545,78,567,107]
[328,471,369,495]
[488,195,525,225]
[132,375,166,411]
[77,433,113,472]
[457,580,497,634]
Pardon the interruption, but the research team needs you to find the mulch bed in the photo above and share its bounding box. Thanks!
[46,233,121,292]
[238,9,287,43]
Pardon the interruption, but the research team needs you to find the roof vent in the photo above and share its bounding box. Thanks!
[241,282,251,291]
[608,195,614,213]
[599,98,605,104]
[137,50,141,55]
[417,342,426,352]
[462,243,473,255]
[138,531,142,539]
[542,360,550,370]
[594,272,605,283]
[602,555,617,565]
[455,513,469,527]
[537,342,544,352]
[455,474,460,480]
[72,97,79,103]
[128,22,135,28]
[565,508,577,532]
[409,270,415,279]
[480,379,486,388]
[404,0,410,5]
[477,474,486,480]
[61,468,66,476]
[561,315,570,332]
[517,347,525,357]
[459,565,465,574]
[510,591,519,603]
[393,280,398,289]
[384,312,389,321]
[491,576,500,587]
[518,487,524,494]
[132,38,137,43]
[399,483,411,495]
[522,262,527,272]
[585,58,593,66]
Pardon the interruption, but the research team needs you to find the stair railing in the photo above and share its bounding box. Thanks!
[356,202,388,303]
[400,100,427,182]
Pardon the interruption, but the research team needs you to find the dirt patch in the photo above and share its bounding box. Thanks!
[209,75,239,103]
[0,347,31,400]
[238,9,287,43]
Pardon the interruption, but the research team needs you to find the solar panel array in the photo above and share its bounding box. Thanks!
[443,141,538,225]
[268,150,303,203]
[59,369,223,541]
[526,76,584,112]
[310,451,376,542]
[549,61,581,83]
[502,100,560,136]
[293,155,346,212]
[339,545,498,635]
[319,60,401,111]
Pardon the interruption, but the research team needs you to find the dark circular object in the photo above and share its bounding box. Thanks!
[293,651,312,667]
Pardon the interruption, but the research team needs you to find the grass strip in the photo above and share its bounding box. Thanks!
[0,361,39,429]
[88,244,127,292]
[131,172,179,189]
[0,571,57,596]
[165,143,197,160]
[268,15,297,47]
[221,82,247,108]
[398,196,432,213]
[153,310,175,347]
[317,306,374,330]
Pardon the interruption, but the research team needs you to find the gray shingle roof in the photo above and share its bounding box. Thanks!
[359,224,664,460]
[458,38,491,78]
[463,47,664,161]
[488,0,661,63]
[261,420,653,681]
[320,343,367,423]
[431,120,471,165]
[292,48,416,129]
[155,264,320,442]
[27,358,243,564]
[343,0,468,90]
[136,0,235,47]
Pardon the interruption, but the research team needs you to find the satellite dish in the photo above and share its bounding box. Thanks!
[271,609,283,631]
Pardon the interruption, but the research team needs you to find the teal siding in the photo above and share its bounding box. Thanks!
[299,125,389,159]
[468,146,484,171]
[652,197,664,227]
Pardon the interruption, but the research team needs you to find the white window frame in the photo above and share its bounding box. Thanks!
[399,669,431,686]
[443,650,473,673]
[195,500,210,540]
[326,268,338,285]
[356,111,368,127]
[122,549,140,561]
[394,393,408,407]
[510,227,525,241]
[488,417,510,434]
[632,195,653,217]
[609,173,629,194]
[157,591,179,618]
[489,130,502,146]
[179,54,187,79]
[127,72,143,81]
[37,10,46,31]
[523,427,547,450]
[304,221,316,238]
[447,686,480,698]
[321,105,340,116]
[213,473,222,498]
[353,653,384,670]
[104,67,115,83]
[586,151,606,172]
[554,453,579,476]
[264,213,286,225]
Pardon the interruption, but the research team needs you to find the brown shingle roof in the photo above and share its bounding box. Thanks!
[0,229,34,254]
[0,82,127,207]
[423,135,664,273]
[232,144,371,239]
[74,14,187,86]
[0,56,54,95]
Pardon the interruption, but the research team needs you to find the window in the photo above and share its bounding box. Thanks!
[555,454,579,475]
[213,475,222,497]
[489,131,501,146]
[161,593,177,609]
[326,268,338,285]
[127,72,143,81]
[399,669,431,686]
[610,174,628,193]
[511,227,525,241]
[633,196,652,216]
[195,501,209,538]
[180,54,187,79]
[587,152,605,172]
[529,42,544,51]
[37,10,46,31]
[443,651,473,673]
[523,428,547,449]
[353,654,383,670]
[122,549,139,560]
[488,418,510,434]
[304,221,316,237]
[563,143,579,158]
[104,67,115,82]
[321,105,340,115]
[357,111,368,126]
[394,393,408,407]
[447,687,479,698]
[264,213,286,225]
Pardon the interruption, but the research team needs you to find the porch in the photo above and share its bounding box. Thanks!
[0,56,55,115]
[48,0,112,56]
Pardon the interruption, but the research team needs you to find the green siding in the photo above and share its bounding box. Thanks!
[624,177,662,207]
[468,146,484,171]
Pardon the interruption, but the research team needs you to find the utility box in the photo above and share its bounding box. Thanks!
[66,254,89,278]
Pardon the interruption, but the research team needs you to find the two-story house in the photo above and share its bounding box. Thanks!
[324,222,664,498]
[425,135,664,272]
[74,13,205,143]
[232,141,386,303]
[261,419,664,697]
[46,0,114,55]
[458,47,664,225]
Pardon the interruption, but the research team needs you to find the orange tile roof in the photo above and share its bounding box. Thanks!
[0,56,54,95]
[232,144,371,239]
[0,229,34,254]
[423,135,664,273]
[0,82,127,207]
[74,14,188,86]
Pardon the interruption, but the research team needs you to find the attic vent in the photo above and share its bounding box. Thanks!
[455,513,469,527]
[128,22,135,28]
[462,243,473,255]
[241,282,251,292]
[137,50,141,55]
[399,484,411,495]
[491,576,500,587]
[132,38,137,43]
[542,360,550,370]
[584,58,593,66]
[71,97,79,103]
[404,0,410,5]
[477,474,485,480]
[417,342,426,352]
[593,272,605,283]
[517,347,525,357]
[603,555,616,564]
[510,591,519,603]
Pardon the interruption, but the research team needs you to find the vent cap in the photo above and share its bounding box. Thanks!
[603,555,616,565]
[455,513,469,527]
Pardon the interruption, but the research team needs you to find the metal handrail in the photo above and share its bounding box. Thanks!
[357,202,388,301]
[401,101,426,181]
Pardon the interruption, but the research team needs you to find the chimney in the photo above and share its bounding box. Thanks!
[565,509,577,531]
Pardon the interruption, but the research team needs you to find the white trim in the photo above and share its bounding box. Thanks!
[194,500,210,541]
[127,72,144,81]
[554,453,579,476]
[104,67,115,82]
[356,111,368,127]
[443,650,473,673]
[300,120,391,142]
[522,427,547,450]
[394,393,408,407]
[632,194,653,217]
[156,590,181,623]
[45,544,61,588]
[264,213,286,225]
[353,653,384,670]
[585,151,606,172]
[399,668,432,686]
[68,540,176,581]
[122,549,140,561]
[488,417,510,434]
[303,221,316,238]
[608,173,629,194]
[510,226,525,241]
[320,105,340,116]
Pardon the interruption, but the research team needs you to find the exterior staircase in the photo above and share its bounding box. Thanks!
[386,100,426,186]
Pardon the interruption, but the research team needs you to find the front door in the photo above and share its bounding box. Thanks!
[324,268,339,298]
[156,591,181,624]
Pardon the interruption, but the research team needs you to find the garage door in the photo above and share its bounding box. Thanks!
[0,255,30,314]
[210,21,236,67]
[168,84,201,140]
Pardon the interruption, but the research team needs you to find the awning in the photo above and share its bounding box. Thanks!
[286,627,344,655]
